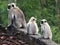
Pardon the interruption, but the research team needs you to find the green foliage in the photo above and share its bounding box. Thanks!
[0,0,60,44]
[52,26,60,44]
[17,0,40,23]
[0,0,8,26]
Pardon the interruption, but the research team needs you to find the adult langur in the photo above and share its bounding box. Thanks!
[7,3,26,29]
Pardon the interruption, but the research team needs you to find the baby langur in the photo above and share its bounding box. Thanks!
[40,19,52,39]
[7,3,26,29]
[27,17,39,35]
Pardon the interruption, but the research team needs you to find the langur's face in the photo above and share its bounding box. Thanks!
[41,19,47,25]
[11,3,16,8]
[7,3,16,10]
[32,18,36,21]
[31,17,37,22]
[8,4,11,10]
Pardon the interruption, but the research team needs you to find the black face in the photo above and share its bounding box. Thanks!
[41,21,47,24]
[8,5,11,9]
[33,19,35,21]
[12,5,14,7]
[41,21,44,24]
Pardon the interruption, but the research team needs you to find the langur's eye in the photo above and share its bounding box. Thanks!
[12,5,14,7]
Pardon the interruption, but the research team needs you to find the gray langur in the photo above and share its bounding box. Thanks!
[27,17,39,34]
[40,19,52,39]
[7,3,26,29]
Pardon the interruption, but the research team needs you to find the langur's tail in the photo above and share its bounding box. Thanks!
[11,15,16,25]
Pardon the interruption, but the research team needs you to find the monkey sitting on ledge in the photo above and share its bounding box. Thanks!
[7,3,26,29]
[40,19,52,39]
[27,17,39,35]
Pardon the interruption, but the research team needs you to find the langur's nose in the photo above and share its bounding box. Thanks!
[8,6,11,9]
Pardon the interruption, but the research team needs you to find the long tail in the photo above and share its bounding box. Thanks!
[11,15,16,25]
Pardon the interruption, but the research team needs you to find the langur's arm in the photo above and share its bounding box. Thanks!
[40,24,44,34]
[27,23,30,34]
